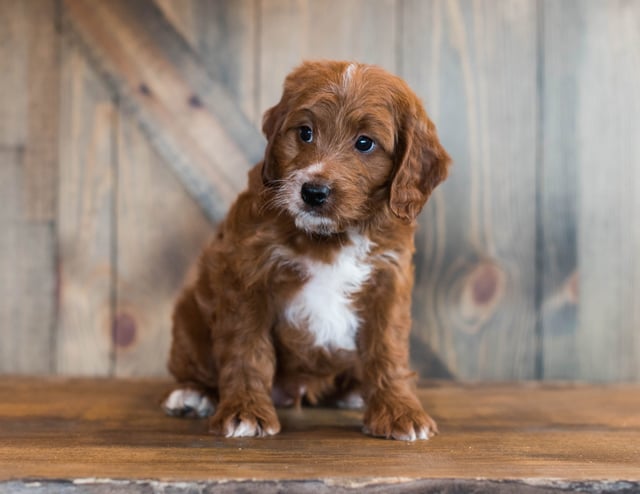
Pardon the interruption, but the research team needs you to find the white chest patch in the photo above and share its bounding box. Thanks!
[284,233,373,351]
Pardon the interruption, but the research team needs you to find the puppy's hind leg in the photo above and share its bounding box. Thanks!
[164,286,218,418]
[328,371,365,410]
[162,385,215,418]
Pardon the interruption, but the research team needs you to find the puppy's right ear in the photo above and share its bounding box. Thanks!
[261,102,286,185]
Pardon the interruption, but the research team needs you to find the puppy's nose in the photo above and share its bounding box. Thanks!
[301,182,331,207]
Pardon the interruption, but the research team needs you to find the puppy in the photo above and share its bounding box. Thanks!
[163,60,451,441]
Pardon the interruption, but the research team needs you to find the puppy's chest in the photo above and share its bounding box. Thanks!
[281,237,374,351]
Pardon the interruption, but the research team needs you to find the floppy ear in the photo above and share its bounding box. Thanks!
[390,106,451,222]
[261,101,287,185]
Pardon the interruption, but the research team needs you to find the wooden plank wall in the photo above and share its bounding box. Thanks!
[0,0,638,382]
[0,1,58,374]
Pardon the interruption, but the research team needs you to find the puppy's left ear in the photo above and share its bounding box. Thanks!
[261,102,286,185]
[390,105,451,222]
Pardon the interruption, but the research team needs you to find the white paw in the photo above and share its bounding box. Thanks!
[362,424,432,442]
[336,391,365,410]
[162,388,214,418]
[224,418,279,438]
[391,424,431,441]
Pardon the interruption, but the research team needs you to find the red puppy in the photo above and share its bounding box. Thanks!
[163,60,451,440]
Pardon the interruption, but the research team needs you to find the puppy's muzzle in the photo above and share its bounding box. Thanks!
[301,182,331,207]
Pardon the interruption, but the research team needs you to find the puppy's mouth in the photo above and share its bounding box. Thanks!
[290,183,339,235]
[292,184,338,235]
[293,213,337,236]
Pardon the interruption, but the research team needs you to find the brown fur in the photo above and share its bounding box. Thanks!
[166,61,451,440]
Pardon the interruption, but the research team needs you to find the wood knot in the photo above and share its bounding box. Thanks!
[472,265,499,305]
[565,271,579,304]
[188,94,203,108]
[459,261,506,334]
[138,83,152,96]
[113,313,137,348]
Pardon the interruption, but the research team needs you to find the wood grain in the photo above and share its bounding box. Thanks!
[156,0,259,124]
[1,0,640,385]
[114,115,211,377]
[0,0,28,147]
[155,0,197,45]
[258,0,397,119]
[22,0,60,222]
[0,1,57,374]
[0,151,55,375]
[402,0,538,380]
[189,0,259,124]
[574,1,640,381]
[0,378,638,488]
[113,0,259,377]
[540,0,582,379]
[56,40,115,375]
[61,0,264,222]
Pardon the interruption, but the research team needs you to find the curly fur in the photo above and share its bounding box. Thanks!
[164,60,451,440]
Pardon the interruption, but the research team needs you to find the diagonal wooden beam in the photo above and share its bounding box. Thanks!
[62,0,265,222]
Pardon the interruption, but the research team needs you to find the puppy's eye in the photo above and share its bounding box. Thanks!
[299,126,314,143]
[355,135,375,153]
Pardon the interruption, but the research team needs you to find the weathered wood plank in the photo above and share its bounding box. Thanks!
[0,151,55,375]
[22,0,61,221]
[402,0,538,379]
[0,378,639,486]
[0,0,59,220]
[56,40,115,376]
[189,0,259,125]
[258,0,396,118]
[258,0,307,117]
[573,1,640,381]
[114,0,257,377]
[0,0,58,374]
[540,0,582,379]
[300,0,396,69]
[0,0,28,148]
[62,0,264,222]
[155,0,197,45]
[114,0,259,376]
[114,115,211,377]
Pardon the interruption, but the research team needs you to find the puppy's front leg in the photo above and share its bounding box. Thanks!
[359,272,438,441]
[209,313,280,438]
[360,341,437,441]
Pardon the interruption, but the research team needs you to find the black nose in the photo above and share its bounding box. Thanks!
[301,182,331,207]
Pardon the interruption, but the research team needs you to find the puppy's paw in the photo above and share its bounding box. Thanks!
[162,388,215,418]
[336,390,365,410]
[209,401,281,438]
[363,396,437,441]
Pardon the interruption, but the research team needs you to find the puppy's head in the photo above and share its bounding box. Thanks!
[262,61,450,235]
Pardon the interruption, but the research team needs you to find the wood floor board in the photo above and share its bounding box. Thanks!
[0,378,638,492]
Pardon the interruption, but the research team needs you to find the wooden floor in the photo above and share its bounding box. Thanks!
[0,379,639,493]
